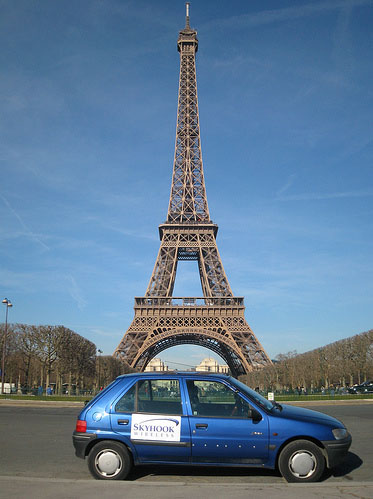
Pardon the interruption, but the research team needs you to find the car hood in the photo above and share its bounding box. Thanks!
[272,403,343,427]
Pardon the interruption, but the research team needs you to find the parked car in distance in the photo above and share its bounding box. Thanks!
[73,372,351,483]
[348,381,373,394]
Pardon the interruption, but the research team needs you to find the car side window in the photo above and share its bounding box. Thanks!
[114,382,137,413]
[186,380,252,418]
[115,379,182,415]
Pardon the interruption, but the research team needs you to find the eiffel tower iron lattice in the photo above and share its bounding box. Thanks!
[114,5,272,376]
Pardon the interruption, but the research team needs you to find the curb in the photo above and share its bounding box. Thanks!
[0,399,84,408]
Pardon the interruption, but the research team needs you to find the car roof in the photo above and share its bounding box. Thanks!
[116,371,232,381]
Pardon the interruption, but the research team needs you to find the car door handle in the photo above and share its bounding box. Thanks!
[117,419,129,425]
[195,423,208,429]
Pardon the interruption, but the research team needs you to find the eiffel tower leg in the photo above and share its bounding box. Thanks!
[146,245,178,297]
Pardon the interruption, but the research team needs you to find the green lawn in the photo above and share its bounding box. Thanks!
[274,393,373,401]
[1,393,373,403]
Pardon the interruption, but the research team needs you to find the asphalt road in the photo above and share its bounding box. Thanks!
[0,402,371,484]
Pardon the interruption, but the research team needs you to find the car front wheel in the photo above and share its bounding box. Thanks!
[278,439,325,483]
[88,441,131,480]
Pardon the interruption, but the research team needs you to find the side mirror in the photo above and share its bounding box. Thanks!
[248,409,262,422]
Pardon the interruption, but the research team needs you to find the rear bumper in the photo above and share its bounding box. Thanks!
[322,434,352,468]
[72,431,97,459]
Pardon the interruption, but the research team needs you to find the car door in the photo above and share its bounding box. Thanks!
[110,377,191,463]
[184,378,269,464]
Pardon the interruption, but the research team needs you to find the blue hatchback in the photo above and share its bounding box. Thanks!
[73,372,351,482]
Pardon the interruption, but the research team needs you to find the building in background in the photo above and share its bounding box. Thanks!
[144,358,169,372]
[196,358,229,373]
[144,357,228,373]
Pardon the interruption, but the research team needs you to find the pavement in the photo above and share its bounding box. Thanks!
[0,476,373,499]
[1,398,372,498]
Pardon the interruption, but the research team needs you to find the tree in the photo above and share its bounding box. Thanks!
[14,324,40,388]
[239,329,373,392]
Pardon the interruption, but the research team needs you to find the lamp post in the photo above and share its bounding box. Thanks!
[1,298,13,395]
[97,349,103,392]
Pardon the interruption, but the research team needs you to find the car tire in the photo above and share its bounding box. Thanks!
[88,441,131,480]
[278,439,325,483]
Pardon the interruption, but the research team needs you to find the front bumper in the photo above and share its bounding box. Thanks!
[322,433,352,468]
[72,431,97,459]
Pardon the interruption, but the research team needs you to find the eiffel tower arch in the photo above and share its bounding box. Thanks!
[114,5,272,377]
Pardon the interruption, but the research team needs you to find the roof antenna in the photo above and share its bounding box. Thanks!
[185,2,190,29]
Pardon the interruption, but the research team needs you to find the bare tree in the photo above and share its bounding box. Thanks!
[239,329,373,393]
[14,324,40,388]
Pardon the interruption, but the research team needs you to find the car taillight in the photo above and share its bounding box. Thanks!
[76,420,87,433]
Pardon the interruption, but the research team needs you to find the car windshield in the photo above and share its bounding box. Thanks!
[229,378,274,411]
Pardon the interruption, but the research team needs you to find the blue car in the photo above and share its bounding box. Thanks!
[73,372,351,482]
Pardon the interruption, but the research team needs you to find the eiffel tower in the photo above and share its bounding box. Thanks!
[114,4,272,376]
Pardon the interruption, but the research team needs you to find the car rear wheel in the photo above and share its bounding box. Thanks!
[278,440,325,483]
[88,441,131,480]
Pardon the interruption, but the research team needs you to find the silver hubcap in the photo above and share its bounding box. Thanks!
[289,450,316,478]
[95,450,122,477]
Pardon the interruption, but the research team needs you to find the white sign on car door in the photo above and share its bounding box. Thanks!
[131,414,181,442]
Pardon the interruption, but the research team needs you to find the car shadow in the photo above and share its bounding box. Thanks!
[323,452,363,480]
[128,464,282,481]
[128,452,362,482]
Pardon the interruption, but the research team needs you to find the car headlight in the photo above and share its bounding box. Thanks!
[332,428,348,440]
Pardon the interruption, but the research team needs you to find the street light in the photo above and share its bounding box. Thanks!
[1,298,13,395]
[97,349,103,392]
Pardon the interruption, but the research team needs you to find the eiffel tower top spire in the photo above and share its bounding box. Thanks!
[180,3,194,37]
[185,2,191,29]
[166,3,211,225]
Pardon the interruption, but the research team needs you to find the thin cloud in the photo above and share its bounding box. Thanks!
[203,0,372,30]
[67,275,87,311]
[276,174,297,197]
[0,194,50,251]
[332,2,354,72]
[103,223,159,242]
[276,190,373,201]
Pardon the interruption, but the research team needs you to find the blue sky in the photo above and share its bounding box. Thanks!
[1,0,372,369]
